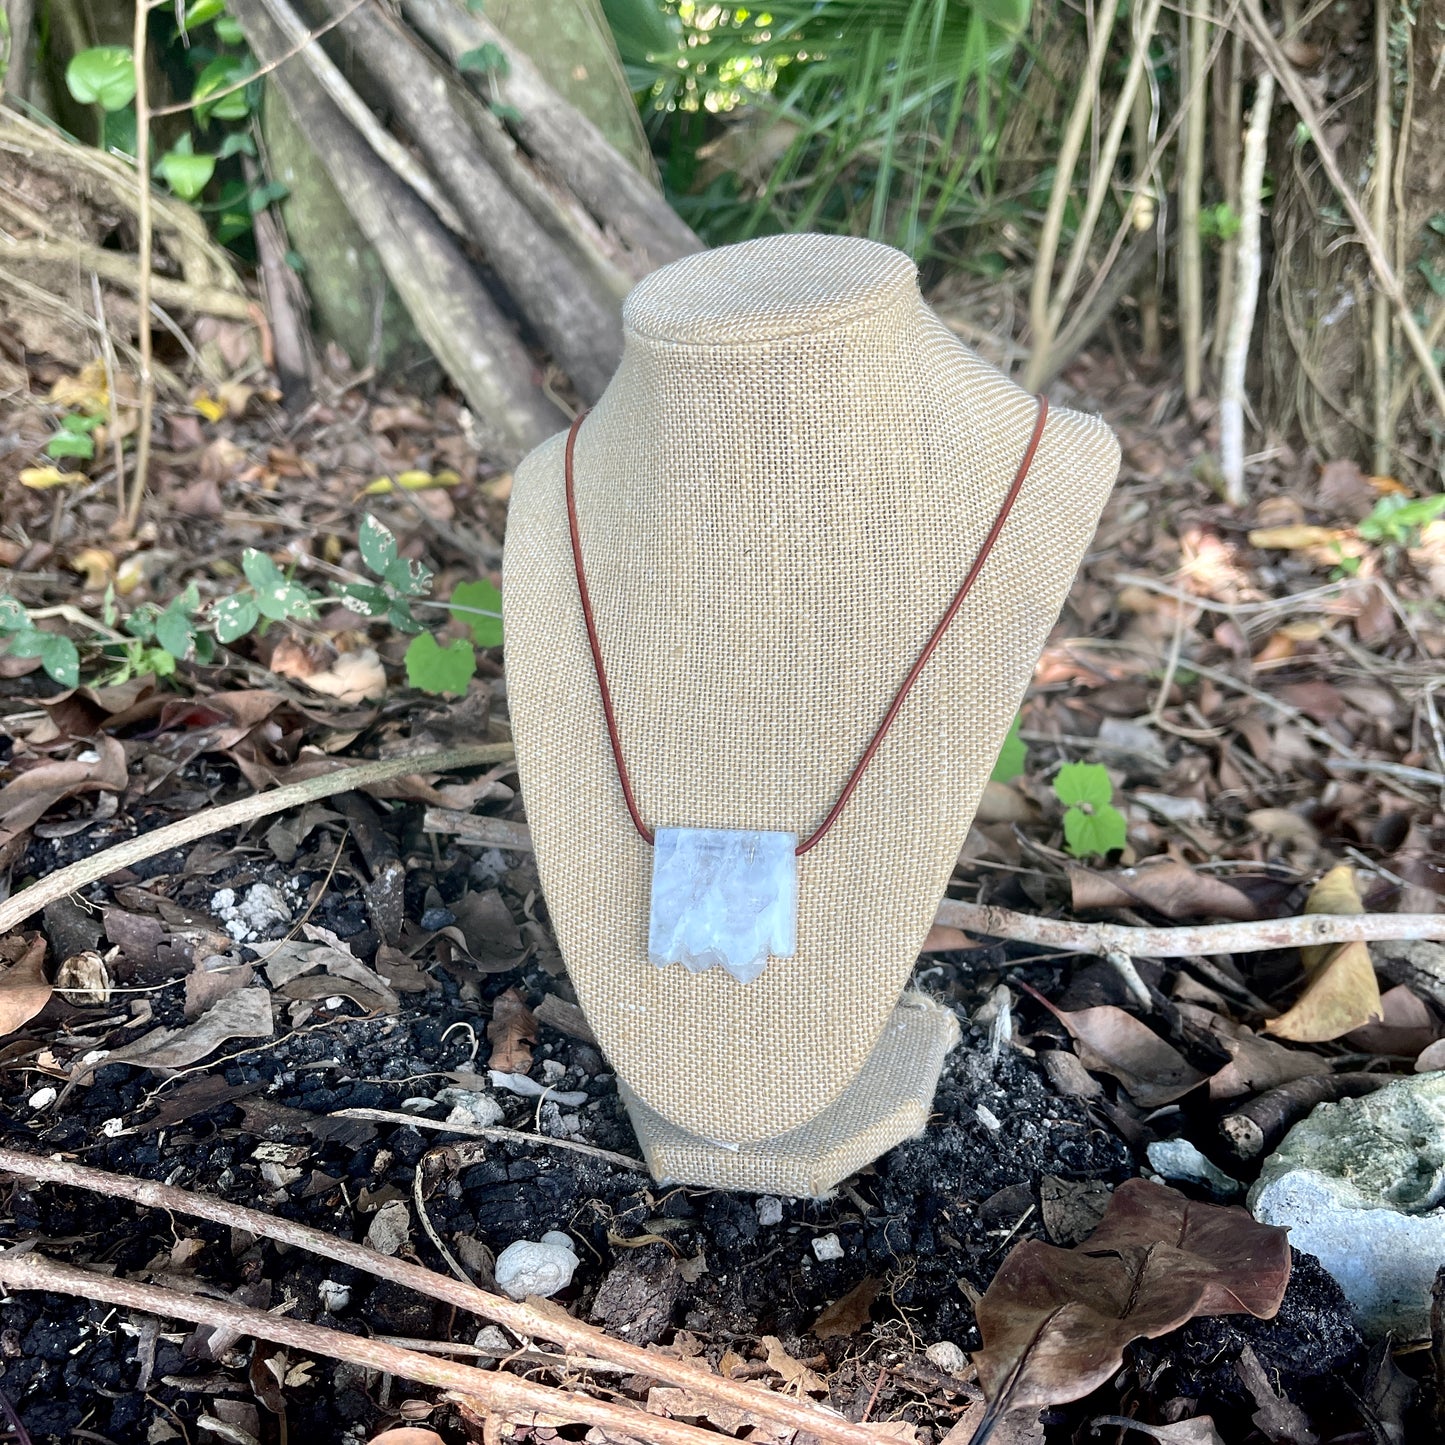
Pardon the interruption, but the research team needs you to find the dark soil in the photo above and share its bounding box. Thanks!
[0,788,1413,1444]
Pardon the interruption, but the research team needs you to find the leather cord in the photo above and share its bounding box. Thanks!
[564,394,1050,855]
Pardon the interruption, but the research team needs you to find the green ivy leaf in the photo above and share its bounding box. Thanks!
[9,629,80,688]
[66,46,137,110]
[159,139,216,201]
[45,431,95,460]
[184,0,226,26]
[358,515,398,577]
[405,633,475,696]
[457,41,509,75]
[213,592,260,643]
[193,56,252,122]
[448,578,502,648]
[217,131,257,160]
[1063,801,1128,859]
[989,714,1026,784]
[214,15,245,43]
[1053,761,1114,809]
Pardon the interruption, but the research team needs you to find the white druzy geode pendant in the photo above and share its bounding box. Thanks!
[647,828,798,984]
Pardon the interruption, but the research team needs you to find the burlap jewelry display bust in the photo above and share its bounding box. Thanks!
[504,234,1120,1196]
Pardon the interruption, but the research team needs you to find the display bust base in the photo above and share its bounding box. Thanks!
[618,992,960,1197]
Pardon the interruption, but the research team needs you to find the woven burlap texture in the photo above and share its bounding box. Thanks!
[621,992,960,1196]
[504,233,1120,1158]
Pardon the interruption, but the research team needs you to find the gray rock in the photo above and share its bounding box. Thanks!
[1249,1071,1445,1337]
[1147,1138,1241,1197]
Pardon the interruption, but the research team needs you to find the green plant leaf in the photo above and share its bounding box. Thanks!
[217,131,257,160]
[101,104,137,159]
[1063,801,1128,859]
[155,604,194,661]
[214,15,245,43]
[45,431,95,460]
[184,0,226,26]
[448,578,503,648]
[159,140,217,201]
[241,548,284,591]
[67,46,137,110]
[212,592,260,643]
[59,413,103,433]
[358,515,398,576]
[193,55,252,122]
[340,583,391,618]
[1053,761,1114,809]
[405,633,476,695]
[458,41,509,75]
[989,714,1026,784]
[0,596,28,633]
[387,599,423,635]
[383,555,431,598]
[9,629,80,688]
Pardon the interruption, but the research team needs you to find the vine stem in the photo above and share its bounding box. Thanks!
[122,0,157,538]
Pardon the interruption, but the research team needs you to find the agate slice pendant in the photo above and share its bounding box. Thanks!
[647,828,798,984]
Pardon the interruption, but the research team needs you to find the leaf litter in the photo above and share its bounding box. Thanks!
[1,317,1443,1439]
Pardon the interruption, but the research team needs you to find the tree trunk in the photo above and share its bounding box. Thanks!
[230,0,567,461]
[312,0,624,401]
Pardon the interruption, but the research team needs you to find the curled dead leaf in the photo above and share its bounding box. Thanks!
[1069,859,1259,922]
[0,937,51,1037]
[486,986,537,1074]
[1022,983,1205,1107]
[1264,866,1382,1043]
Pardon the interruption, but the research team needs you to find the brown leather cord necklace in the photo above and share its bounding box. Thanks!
[565,395,1049,983]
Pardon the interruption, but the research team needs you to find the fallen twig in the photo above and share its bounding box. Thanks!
[0,1252,740,1445]
[425,812,1445,958]
[0,744,513,937]
[0,1148,887,1445]
[937,899,1445,958]
[1219,1072,1399,1158]
[333,1104,649,1173]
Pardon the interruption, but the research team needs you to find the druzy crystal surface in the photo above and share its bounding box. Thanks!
[648,828,798,984]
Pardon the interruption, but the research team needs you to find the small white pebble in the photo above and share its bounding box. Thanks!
[926,1341,969,1376]
[27,1087,57,1110]
[811,1233,845,1262]
[756,1196,783,1227]
[540,1059,566,1083]
[540,1230,575,1251]
[494,1238,579,1300]
[975,1104,1002,1132]
[475,1325,512,1354]
[100,1117,126,1138]
[438,1090,505,1130]
[318,1280,351,1312]
[211,888,237,911]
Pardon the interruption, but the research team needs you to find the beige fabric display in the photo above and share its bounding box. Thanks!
[504,234,1120,1195]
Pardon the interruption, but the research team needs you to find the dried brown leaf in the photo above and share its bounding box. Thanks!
[972,1179,1290,1417]
[811,1275,882,1340]
[1090,1416,1225,1445]
[1023,984,1206,1107]
[1069,860,1259,922]
[107,988,274,1071]
[1344,984,1440,1058]
[368,1432,446,1445]
[487,986,536,1074]
[1264,866,1382,1043]
[760,1335,828,1396]
[0,937,50,1036]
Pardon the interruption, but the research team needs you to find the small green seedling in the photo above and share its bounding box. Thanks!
[0,595,81,688]
[1053,761,1127,859]
[46,412,104,461]
[989,713,1027,784]
[1357,492,1445,549]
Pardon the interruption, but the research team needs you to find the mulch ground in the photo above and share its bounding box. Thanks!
[2,329,1444,1442]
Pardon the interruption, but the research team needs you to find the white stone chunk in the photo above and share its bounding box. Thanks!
[494,1236,579,1300]
[648,828,797,984]
[1249,1072,1445,1337]
[811,1232,844,1262]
